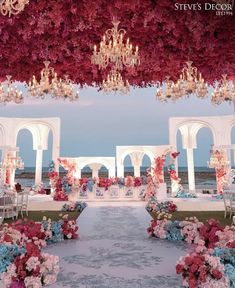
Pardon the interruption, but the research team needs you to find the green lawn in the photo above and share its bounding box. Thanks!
[3,211,81,223]
[149,211,233,227]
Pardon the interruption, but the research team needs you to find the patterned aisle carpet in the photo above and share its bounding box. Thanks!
[47,206,188,288]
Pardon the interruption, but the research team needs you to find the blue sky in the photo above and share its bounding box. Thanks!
[0,85,234,167]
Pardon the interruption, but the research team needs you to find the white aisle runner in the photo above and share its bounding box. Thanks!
[47,206,186,288]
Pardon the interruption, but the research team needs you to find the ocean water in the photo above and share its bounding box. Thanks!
[15,166,218,189]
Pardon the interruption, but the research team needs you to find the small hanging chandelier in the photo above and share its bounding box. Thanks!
[91,19,140,71]
[156,76,182,102]
[0,75,23,104]
[156,61,208,102]
[28,61,79,101]
[0,0,29,17]
[102,69,130,94]
[52,75,79,102]
[211,74,235,105]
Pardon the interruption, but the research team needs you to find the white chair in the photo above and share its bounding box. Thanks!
[0,194,16,220]
[229,192,235,219]
[223,191,232,218]
[15,191,29,217]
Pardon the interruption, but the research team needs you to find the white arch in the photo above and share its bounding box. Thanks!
[116,145,171,177]
[169,115,235,193]
[0,117,60,186]
[60,157,116,178]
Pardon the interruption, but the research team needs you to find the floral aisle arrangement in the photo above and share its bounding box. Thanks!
[61,201,87,212]
[48,161,68,201]
[0,213,83,287]
[147,214,235,288]
[208,149,229,194]
[146,197,177,220]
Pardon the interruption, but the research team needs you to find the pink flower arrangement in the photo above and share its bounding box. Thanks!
[147,219,169,239]
[134,177,142,187]
[2,242,59,288]
[61,215,78,239]
[125,176,134,187]
[176,250,224,288]
[153,155,165,184]
[199,219,223,249]
[180,217,203,244]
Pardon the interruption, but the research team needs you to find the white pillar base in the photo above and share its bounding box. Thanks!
[35,149,43,186]
[186,148,195,193]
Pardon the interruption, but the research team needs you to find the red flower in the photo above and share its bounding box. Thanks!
[212,269,222,280]
[176,263,184,274]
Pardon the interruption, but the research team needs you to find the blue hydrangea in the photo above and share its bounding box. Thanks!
[175,191,197,198]
[0,244,25,273]
[213,247,235,287]
[165,221,184,241]
[47,221,64,244]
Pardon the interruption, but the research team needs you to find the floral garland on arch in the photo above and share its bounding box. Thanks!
[0,213,82,287]
[208,149,229,194]
[48,161,68,201]
[147,213,235,288]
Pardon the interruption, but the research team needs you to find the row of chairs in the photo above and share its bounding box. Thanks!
[223,191,235,218]
[0,191,29,220]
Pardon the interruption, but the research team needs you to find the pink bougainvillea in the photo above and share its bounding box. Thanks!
[0,1,233,85]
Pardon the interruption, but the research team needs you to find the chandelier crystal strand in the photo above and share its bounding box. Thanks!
[28,61,79,101]
[102,69,130,94]
[91,20,140,70]
[178,61,208,97]
[0,0,29,17]
[211,74,235,105]
[0,75,23,104]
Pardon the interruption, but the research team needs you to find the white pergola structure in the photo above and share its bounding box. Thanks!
[0,117,60,186]
[75,157,116,178]
[169,115,235,193]
[116,145,171,177]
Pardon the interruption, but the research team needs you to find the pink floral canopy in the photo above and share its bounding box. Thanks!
[0,0,234,86]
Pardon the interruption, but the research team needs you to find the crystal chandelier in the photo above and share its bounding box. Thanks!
[211,74,235,105]
[156,76,182,102]
[0,0,29,17]
[51,75,79,101]
[28,61,79,101]
[102,69,130,94]
[207,149,229,169]
[91,19,140,70]
[177,61,208,97]
[0,151,24,170]
[0,75,23,104]
[156,61,208,102]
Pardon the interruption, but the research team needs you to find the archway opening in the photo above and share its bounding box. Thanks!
[123,155,133,177]
[194,127,215,193]
[98,165,109,178]
[16,129,36,187]
[141,154,151,176]
[81,165,92,178]
[42,130,53,186]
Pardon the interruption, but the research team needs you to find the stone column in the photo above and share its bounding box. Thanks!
[133,165,141,177]
[186,148,195,193]
[89,163,102,179]
[129,152,144,177]
[35,149,43,185]
[117,164,124,177]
